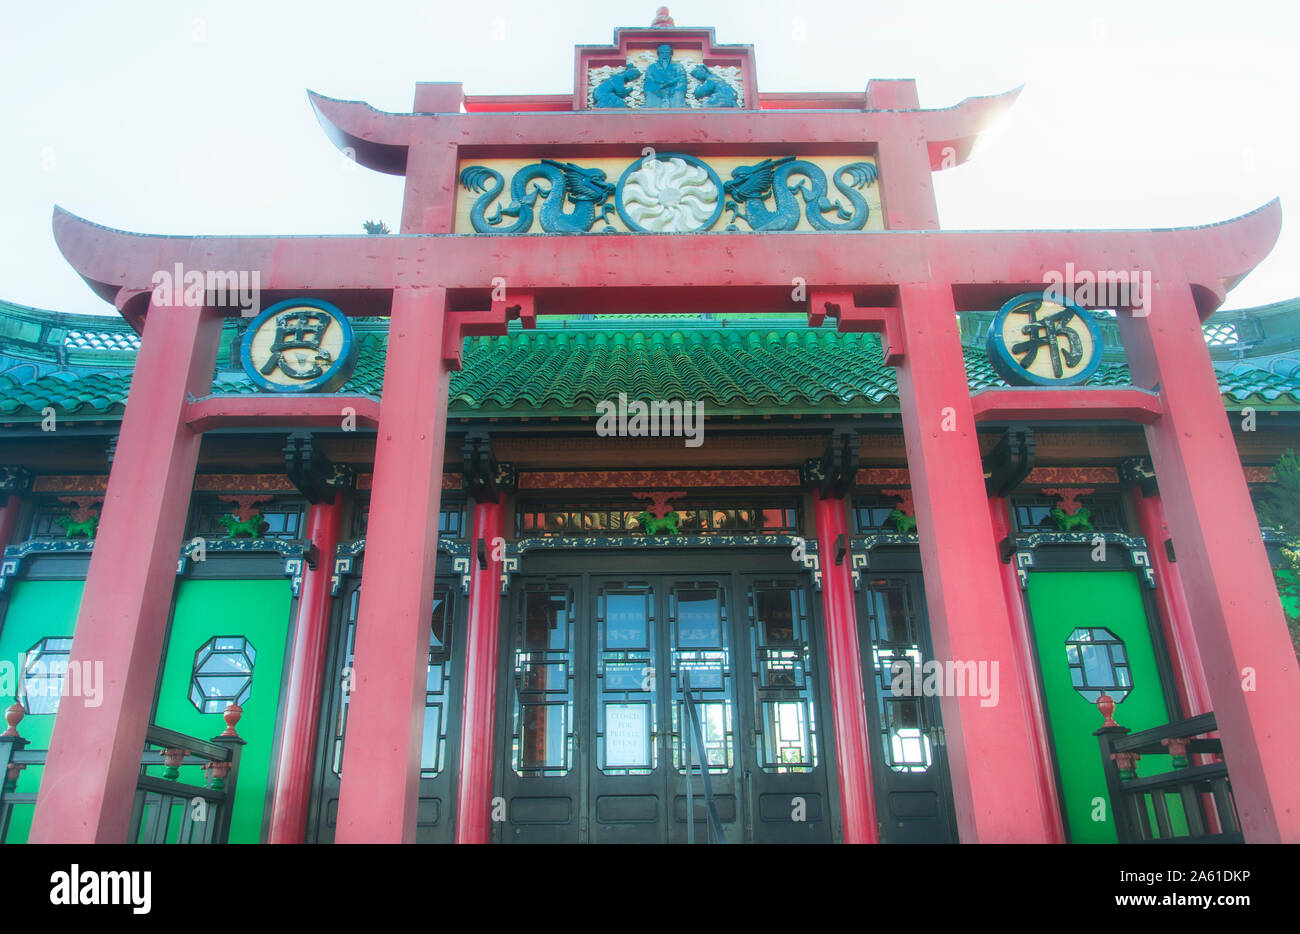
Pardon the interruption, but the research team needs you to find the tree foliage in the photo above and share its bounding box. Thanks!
[1255,449,1300,654]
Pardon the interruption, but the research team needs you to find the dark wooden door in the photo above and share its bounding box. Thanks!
[495,554,835,844]
[856,569,958,843]
[310,570,465,843]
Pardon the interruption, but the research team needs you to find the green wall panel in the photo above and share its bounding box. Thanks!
[1026,570,1172,843]
[0,579,85,844]
[152,578,292,844]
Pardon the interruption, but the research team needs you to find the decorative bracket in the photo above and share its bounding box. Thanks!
[847,533,920,590]
[176,538,309,597]
[462,432,516,504]
[808,290,904,365]
[499,533,819,592]
[331,537,473,595]
[284,432,356,505]
[1118,455,1158,498]
[982,427,1035,498]
[0,467,33,508]
[443,294,536,370]
[1000,531,1156,591]
[800,428,860,499]
[0,538,94,591]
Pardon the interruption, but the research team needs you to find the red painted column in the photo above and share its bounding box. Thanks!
[1118,281,1300,842]
[987,496,1066,844]
[813,492,878,844]
[29,300,221,843]
[400,83,465,235]
[1129,488,1212,716]
[335,287,451,843]
[894,282,1054,842]
[865,80,941,231]
[267,495,345,843]
[454,498,504,844]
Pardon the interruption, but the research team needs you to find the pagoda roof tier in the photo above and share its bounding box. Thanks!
[4,313,1300,424]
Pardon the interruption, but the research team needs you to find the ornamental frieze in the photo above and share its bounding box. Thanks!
[455,154,882,235]
[588,45,743,109]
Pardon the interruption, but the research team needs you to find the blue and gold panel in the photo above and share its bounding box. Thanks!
[455,154,882,235]
[986,292,1105,387]
[240,298,357,393]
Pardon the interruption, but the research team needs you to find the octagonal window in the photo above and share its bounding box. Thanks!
[22,637,74,714]
[1065,628,1132,704]
[189,636,256,714]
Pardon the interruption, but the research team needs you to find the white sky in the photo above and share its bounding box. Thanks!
[1,0,1297,316]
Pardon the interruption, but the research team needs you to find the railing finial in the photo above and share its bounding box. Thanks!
[1096,692,1120,729]
[219,703,244,740]
[2,701,25,738]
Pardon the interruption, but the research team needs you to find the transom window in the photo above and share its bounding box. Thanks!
[517,499,800,537]
[189,636,257,713]
[351,496,463,539]
[22,637,74,715]
[1012,492,1125,533]
[187,497,306,540]
[1065,627,1132,703]
[852,495,912,534]
[26,497,101,541]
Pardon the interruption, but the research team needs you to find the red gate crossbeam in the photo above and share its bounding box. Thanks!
[308,87,1020,173]
[443,294,536,369]
[808,289,904,364]
[185,394,381,432]
[970,388,1163,424]
[52,202,1278,317]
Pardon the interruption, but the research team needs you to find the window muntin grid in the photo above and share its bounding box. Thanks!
[331,586,457,776]
[511,584,576,776]
[748,581,819,772]
[671,582,734,774]
[517,500,799,537]
[1065,627,1133,704]
[189,636,256,714]
[864,580,936,774]
[596,582,657,775]
[21,637,74,715]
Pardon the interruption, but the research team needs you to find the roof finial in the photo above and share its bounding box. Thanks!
[651,6,675,27]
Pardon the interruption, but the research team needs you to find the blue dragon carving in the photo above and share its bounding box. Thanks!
[722,157,878,231]
[459,159,616,233]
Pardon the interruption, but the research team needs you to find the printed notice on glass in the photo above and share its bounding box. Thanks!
[605,703,650,768]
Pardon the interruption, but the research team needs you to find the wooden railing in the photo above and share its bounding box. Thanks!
[1093,695,1241,843]
[0,701,246,844]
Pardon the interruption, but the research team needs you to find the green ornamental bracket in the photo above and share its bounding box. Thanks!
[633,491,687,536]
[218,512,267,538]
[54,496,102,539]
[637,509,681,536]
[1043,487,1094,532]
[217,494,274,538]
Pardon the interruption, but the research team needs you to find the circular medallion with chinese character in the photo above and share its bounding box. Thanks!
[986,292,1104,387]
[241,298,357,393]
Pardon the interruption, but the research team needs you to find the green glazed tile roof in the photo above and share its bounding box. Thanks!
[2,315,1300,422]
